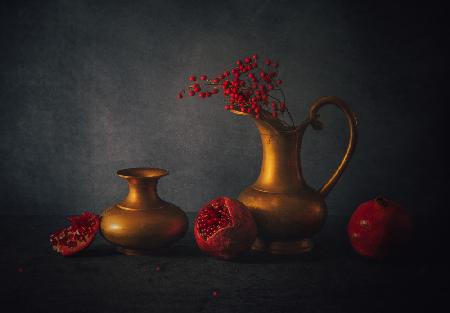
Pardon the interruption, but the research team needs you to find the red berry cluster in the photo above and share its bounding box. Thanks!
[178,54,293,125]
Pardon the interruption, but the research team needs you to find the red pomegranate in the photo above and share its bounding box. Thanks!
[348,196,413,259]
[194,197,257,260]
[50,212,100,256]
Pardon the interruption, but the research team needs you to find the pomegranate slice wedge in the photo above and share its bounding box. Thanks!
[50,212,100,256]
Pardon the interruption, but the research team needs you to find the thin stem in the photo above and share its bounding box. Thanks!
[276,88,295,127]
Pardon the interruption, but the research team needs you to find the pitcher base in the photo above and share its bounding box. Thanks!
[252,238,313,255]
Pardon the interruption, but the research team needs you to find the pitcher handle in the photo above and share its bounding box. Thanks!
[306,96,358,197]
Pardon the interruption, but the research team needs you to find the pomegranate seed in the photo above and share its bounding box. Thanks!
[277,79,283,85]
[244,57,251,64]
[200,75,207,81]
[188,76,196,81]
[212,290,220,298]
[188,90,195,96]
[155,265,161,272]
[177,93,183,99]
[252,54,258,59]
[264,59,271,65]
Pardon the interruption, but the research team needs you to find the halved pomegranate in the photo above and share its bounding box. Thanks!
[194,197,257,260]
[50,212,100,256]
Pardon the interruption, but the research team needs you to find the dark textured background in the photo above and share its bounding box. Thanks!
[1,0,447,222]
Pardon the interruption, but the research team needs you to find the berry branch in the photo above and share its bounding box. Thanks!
[177,54,295,127]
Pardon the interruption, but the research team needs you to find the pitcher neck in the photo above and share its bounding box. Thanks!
[253,120,305,193]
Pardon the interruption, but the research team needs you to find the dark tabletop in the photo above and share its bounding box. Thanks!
[1,213,446,313]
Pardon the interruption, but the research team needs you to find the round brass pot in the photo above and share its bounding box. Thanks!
[100,168,188,255]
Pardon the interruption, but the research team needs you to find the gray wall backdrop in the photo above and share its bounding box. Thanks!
[1,0,447,219]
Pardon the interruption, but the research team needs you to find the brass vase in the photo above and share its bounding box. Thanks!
[100,168,188,255]
[235,96,358,254]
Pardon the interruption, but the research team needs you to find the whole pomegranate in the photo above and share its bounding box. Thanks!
[50,212,100,256]
[194,197,257,260]
[348,196,413,259]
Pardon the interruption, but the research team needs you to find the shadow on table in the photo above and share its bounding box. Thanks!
[71,232,351,262]
[236,244,348,264]
[72,246,119,258]
[68,230,432,266]
[72,240,204,259]
[236,244,427,265]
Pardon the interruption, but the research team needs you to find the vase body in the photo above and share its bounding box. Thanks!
[100,168,188,255]
[236,96,358,254]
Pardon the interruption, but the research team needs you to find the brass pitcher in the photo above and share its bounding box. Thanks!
[100,168,188,255]
[235,96,357,254]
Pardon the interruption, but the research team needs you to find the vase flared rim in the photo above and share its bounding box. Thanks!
[117,167,169,179]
